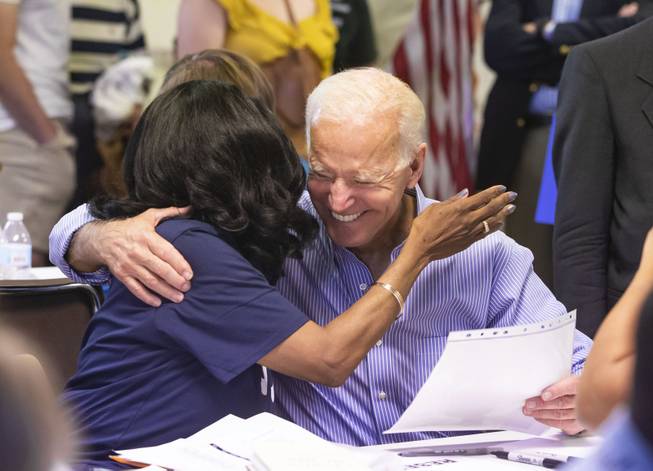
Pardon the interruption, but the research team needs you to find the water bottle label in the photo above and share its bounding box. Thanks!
[0,244,7,270]
[6,243,31,270]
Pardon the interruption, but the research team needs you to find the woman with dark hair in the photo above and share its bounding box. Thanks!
[95,48,277,197]
[62,80,474,469]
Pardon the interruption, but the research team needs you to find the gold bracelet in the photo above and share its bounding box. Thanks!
[372,282,405,319]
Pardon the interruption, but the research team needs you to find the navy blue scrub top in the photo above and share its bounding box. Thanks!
[63,219,309,469]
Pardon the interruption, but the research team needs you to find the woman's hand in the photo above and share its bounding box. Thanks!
[404,185,517,267]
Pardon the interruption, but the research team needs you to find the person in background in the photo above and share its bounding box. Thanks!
[575,227,653,430]
[476,0,652,290]
[176,0,336,157]
[329,0,377,71]
[51,68,591,445]
[565,283,653,469]
[554,15,653,338]
[160,49,275,106]
[0,328,74,471]
[68,0,146,207]
[0,0,75,266]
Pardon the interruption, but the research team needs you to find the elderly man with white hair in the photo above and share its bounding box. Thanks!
[50,68,592,445]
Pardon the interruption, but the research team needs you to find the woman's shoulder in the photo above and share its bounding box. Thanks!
[155,218,254,276]
[157,217,216,240]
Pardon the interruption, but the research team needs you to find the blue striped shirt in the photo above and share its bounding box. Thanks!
[49,186,592,446]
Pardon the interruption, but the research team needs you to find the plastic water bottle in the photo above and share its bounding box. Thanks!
[3,212,32,276]
[0,226,7,278]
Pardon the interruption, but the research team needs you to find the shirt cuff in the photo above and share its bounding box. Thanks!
[542,21,557,42]
[571,359,586,376]
[48,204,111,285]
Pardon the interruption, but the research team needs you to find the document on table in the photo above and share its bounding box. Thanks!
[386,311,577,436]
[114,412,402,470]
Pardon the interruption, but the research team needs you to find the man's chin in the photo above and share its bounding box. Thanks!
[325,226,371,250]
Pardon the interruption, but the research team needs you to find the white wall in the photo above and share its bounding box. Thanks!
[139,0,181,86]
[137,0,180,94]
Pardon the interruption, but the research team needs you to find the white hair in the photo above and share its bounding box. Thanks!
[305,68,426,167]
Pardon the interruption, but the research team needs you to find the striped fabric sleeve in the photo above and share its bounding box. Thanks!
[48,204,111,284]
[571,339,588,375]
[488,235,592,375]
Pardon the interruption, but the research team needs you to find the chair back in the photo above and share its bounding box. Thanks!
[0,283,101,390]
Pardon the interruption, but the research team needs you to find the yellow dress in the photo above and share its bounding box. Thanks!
[217,0,337,79]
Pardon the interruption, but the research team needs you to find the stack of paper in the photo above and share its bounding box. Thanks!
[113,412,401,471]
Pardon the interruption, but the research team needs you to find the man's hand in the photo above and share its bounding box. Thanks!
[72,207,193,307]
[618,2,639,17]
[407,185,516,265]
[522,375,585,435]
[522,22,537,34]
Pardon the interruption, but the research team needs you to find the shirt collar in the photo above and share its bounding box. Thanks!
[413,184,435,216]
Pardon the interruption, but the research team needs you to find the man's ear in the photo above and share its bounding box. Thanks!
[406,143,427,189]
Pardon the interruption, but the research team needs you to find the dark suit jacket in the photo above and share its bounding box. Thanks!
[477,0,650,189]
[553,17,653,337]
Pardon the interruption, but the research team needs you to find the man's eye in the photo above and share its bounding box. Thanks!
[354,180,376,186]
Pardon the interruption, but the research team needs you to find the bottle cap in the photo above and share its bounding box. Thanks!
[7,212,24,222]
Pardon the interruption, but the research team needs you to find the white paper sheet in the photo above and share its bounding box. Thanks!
[500,434,602,459]
[116,412,400,470]
[399,454,542,470]
[368,430,549,453]
[386,312,577,435]
[115,439,246,470]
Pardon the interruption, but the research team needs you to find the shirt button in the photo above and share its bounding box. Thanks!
[376,339,383,347]
[378,391,387,400]
[359,282,368,291]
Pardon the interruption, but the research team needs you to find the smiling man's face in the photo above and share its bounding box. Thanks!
[307,115,422,252]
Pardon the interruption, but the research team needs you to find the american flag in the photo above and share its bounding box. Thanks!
[390,0,477,199]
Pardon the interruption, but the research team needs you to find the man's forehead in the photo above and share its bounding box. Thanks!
[309,118,401,171]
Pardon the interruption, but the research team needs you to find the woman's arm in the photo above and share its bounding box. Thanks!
[577,227,653,428]
[258,241,423,387]
[259,186,515,386]
[176,0,228,59]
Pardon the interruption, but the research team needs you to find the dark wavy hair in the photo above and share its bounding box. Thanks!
[89,80,317,284]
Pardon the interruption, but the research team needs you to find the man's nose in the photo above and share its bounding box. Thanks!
[328,179,355,213]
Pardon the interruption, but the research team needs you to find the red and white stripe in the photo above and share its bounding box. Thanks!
[390,0,476,199]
